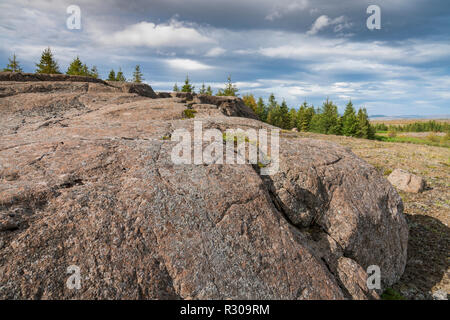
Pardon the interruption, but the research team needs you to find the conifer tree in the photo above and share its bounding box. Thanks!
[288,108,297,130]
[317,99,341,134]
[66,56,90,76]
[342,100,358,137]
[356,108,375,139]
[304,106,315,131]
[279,100,290,129]
[206,86,213,96]
[107,69,116,81]
[296,102,307,131]
[35,47,60,74]
[266,94,280,126]
[132,65,144,83]
[256,97,267,121]
[116,68,126,82]
[3,53,22,72]
[173,83,180,92]
[216,75,238,96]
[181,75,194,93]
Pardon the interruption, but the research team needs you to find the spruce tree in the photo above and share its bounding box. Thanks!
[256,97,267,121]
[356,108,375,139]
[289,108,297,130]
[279,100,290,129]
[35,47,60,74]
[132,65,144,83]
[266,94,278,126]
[309,110,322,133]
[66,56,89,76]
[181,75,194,93]
[173,83,180,92]
[107,69,116,81]
[217,75,238,96]
[3,53,23,72]
[296,103,306,131]
[303,106,315,132]
[342,100,358,137]
[116,68,126,82]
[317,99,340,134]
[206,86,213,96]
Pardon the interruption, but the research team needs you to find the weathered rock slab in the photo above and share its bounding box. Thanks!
[0,75,408,299]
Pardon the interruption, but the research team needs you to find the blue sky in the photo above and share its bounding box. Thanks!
[1,0,449,116]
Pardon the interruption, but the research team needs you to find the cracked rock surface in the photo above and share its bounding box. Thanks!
[0,74,408,299]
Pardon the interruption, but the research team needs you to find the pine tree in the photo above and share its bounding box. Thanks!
[181,75,194,93]
[3,53,23,72]
[173,83,180,92]
[342,100,358,137]
[132,65,144,83]
[107,69,116,81]
[216,75,238,96]
[206,86,213,96]
[116,68,126,82]
[35,47,60,74]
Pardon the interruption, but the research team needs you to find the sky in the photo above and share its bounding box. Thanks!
[0,0,449,116]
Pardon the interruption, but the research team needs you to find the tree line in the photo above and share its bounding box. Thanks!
[243,94,375,139]
[174,75,375,140]
[373,120,450,133]
[2,49,144,83]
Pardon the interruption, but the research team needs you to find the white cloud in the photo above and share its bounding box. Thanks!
[306,15,349,35]
[165,58,213,71]
[265,0,309,21]
[205,47,226,57]
[100,20,213,48]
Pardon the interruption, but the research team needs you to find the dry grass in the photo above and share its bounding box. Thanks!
[283,130,450,300]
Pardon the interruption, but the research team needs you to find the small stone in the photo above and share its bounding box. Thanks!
[387,168,426,193]
[432,290,448,300]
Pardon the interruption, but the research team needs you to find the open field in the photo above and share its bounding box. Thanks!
[371,118,450,125]
[282,130,450,300]
[375,132,450,148]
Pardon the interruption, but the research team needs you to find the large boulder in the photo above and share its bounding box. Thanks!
[0,77,408,299]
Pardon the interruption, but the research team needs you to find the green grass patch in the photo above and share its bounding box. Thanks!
[381,288,406,300]
[375,134,450,148]
[182,109,197,119]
